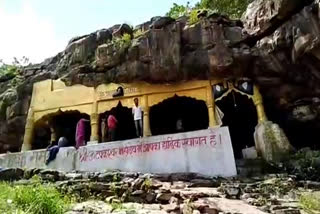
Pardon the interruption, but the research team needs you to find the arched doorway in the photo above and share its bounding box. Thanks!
[32,121,51,150]
[32,111,90,150]
[100,102,136,142]
[149,95,209,136]
[215,92,257,159]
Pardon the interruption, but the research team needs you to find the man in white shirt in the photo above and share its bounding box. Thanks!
[132,98,143,138]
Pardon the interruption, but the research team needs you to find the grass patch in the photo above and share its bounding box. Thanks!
[300,192,320,214]
[0,182,72,214]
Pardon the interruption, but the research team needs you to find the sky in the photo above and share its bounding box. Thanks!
[0,0,196,64]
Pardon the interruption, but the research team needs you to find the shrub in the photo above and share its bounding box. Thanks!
[188,9,200,25]
[133,29,145,38]
[0,182,71,214]
[111,33,132,51]
[300,192,320,213]
[166,3,190,19]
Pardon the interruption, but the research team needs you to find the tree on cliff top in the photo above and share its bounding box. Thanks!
[196,0,253,19]
[166,2,189,19]
[167,0,253,19]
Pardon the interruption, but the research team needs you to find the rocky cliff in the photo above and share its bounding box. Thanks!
[1,0,319,153]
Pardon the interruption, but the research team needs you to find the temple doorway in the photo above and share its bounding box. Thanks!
[149,95,209,136]
[32,121,50,150]
[32,111,90,150]
[100,102,136,142]
[216,92,257,159]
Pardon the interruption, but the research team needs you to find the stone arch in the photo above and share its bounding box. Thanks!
[148,90,207,107]
[32,109,90,150]
[98,101,136,142]
[215,90,258,159]
[149,95,209,136]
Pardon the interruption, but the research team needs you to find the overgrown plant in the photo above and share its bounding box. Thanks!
[300,192,320,213]
[166,2,190,19]
[111,33,132,51]
[188,9,200,25]
[133,29,145,38]
[0,181,72,214]
[167,0,253,20]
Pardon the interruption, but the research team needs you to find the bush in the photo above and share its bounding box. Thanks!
[0,182,71,214]
[300,192,320,213]
[188,9,200,25]
[167,0,253,20]
[111,33,132,51]
[282,149,320,181]
[166,3,190,19]
[133,29,145,38]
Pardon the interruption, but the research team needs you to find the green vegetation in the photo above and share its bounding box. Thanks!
[166,3,190,19]
[300,192,320,214]
[0,181,72,214]
[111,33,133,51]
[166,2,199,24]
[110,201,124,211]
[195,0,253,19]
[167,0,253,20]
[142,178,152,190]
[133,29,145,38]
[0,57,29,90]
[188,9,200,25]
[0,63,19,81]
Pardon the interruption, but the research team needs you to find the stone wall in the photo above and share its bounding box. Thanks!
[2,0,320,153]
[0,128,237,177]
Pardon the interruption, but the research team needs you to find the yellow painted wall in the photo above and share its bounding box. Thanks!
[23,78,267,151]
[31,79,212,124]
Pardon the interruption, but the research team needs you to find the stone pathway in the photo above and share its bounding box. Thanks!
[1,168,319,214]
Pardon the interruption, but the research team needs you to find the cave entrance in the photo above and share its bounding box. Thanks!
[149,95,209,136]
[215,92,257,159]
[100,102,136,142]
[32,111,90,150]
[263,97,320,150]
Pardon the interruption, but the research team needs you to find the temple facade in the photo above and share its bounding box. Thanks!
[21,78,289,161]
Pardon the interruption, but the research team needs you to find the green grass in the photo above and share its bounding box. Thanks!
[0,182,72,214]
[300,192,320,214]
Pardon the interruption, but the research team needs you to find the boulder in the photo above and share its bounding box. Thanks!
[0,168,24,181]
[254,121,294,162]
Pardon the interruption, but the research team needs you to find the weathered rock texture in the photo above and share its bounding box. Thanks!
[1,168,320,213]
[1,0,320,152]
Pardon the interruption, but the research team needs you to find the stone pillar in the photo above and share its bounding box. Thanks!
[143,95,151,137]
[22,108,34,151]
[253,86,267,123]
[206,84,217,127]
[254,121,294,162]
[252,85,294,162]
[90,113,99,142]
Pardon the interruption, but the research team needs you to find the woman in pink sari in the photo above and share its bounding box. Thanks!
[75,118,90,149]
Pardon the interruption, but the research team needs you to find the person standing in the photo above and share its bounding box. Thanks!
[101,117,108,142]
[176,118,184,133]
[107,114,118,141]
[75,118,90,149]
[132,98,143,138]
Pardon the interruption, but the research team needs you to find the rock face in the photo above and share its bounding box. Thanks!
[1,0,320,152]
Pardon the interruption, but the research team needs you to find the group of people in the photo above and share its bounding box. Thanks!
[46,98,143,164]
[101,97,143,142]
